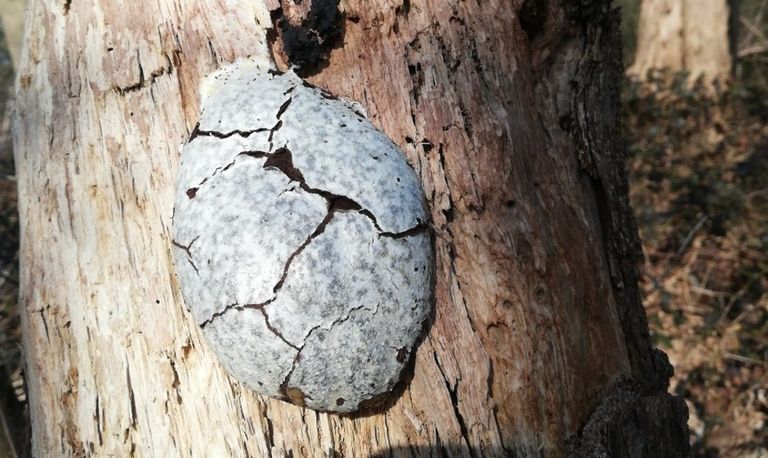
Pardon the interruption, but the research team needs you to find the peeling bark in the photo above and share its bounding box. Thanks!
[13,0,687,456]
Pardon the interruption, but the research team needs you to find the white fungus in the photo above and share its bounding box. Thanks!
[172,59,433,413]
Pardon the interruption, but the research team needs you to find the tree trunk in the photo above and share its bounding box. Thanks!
[627,0,733,86]
[12,0,688,456]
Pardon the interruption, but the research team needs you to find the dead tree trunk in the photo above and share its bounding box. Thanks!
[12,0,687,456]
[628,0,733,87]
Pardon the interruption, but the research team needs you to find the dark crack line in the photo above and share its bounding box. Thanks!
[184,94,291,196]
[192,148,428,327]
[277,322,324,398]
[270,196,355,294]
[188,105,426,340]
[189,126,271,140]
[188,92,291,144]
[260,308,299,350]
[275,97,293,119]
[172,236,200,274]
[307,303,374,340]
[185,258,199,275]
[279,303,379,397]
[267,120,282,148]
[263,147,428,238]
[432,351,472,454]
[361,208,429,239]
[279,349,303,398]
[188,160,238,193]
[187,150,273,196]
[187,117,284,143]
[199,299,275,329]
[196,195,345,329]
[267,96,292,148]
[186,99,425,238]
[172,236,198,255]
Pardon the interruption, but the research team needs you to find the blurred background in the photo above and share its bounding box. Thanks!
[619,1,767,456]
[0,0,25,456]
[0,0,765,456]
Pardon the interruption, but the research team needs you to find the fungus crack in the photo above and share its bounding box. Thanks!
[275,97,293,120]
[304,303,376,342]
[185,100,292,196]
[271,194,359,294]
[171,236,200,274]
[195,194,352,330]
[263,147,428,238]
[190,114,426,238]
[188,156,247,193]
[260,308,300,350]
[279,304,379,399]
[189,125,271,141]
[187,150,274,197]
[199,299,275,329]
[328,302,379,331]
[186,128,426,360]
[279,350,302,401]
[188,115,285,142]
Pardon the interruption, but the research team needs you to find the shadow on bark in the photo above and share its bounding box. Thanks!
[370,446,515,458]
[345,232,437,419]
[368,380,689,457]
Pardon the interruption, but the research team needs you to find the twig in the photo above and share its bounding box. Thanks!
[724,352,766,366]
[754,0,768,35]
[0,404,19,458]
[710,284,749,329]
[689,285,731,298]
[739,44,768,58]
[646,215,709,295]
[0,364,20,458]
[745,188,768,198]
[676,216,709,260]
[740,16,768,43]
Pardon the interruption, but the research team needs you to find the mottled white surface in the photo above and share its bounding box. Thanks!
[172,59,433,413]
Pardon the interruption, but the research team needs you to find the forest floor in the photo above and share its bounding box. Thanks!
[625,74,768,457]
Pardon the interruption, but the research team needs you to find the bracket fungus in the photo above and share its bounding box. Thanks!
[172,59,433,413]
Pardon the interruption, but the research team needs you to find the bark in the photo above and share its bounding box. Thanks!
[627,0,733,87]
[12,0,687,456]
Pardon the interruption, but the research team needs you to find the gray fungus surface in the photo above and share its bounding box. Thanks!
[172,59,433,413]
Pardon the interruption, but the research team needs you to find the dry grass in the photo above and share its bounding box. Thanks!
[625,73,768,457]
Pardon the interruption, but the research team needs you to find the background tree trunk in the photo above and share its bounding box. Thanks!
[12,0,688,456]
[627,0,733,87]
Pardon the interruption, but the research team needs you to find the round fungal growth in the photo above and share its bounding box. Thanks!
[172,59,433,413]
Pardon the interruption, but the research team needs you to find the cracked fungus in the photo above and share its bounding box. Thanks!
[171,59,433,413]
